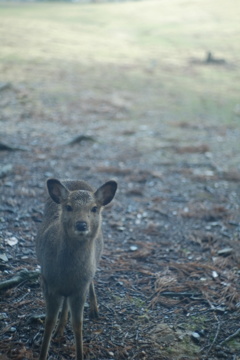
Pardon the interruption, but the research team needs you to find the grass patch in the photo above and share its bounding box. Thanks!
[183,314,208,332]
[228,339,240,351]
[166,338,200,359]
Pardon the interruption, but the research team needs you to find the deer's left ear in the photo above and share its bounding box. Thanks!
[94,180,117,206]
[47,178,69,204]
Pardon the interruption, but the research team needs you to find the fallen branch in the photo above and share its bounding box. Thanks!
[0,269,40,291]
[160,291,202,298]
[0,142,26,151]
[67,134,96,145]
[220,328,240,345]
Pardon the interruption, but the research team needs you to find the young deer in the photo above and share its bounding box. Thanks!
[36,178,117,360]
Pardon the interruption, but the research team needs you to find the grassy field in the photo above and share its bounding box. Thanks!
[0,0,240,126]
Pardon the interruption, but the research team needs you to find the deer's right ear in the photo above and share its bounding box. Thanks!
[47,179,69,204]
[95,180,117,206]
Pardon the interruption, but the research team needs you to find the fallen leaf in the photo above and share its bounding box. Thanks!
[0,253,8,262]
[5,237,18,247]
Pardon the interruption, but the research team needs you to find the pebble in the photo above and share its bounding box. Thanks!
[191,332,201,342]
[218,247,233,256]
[0,313,8,320]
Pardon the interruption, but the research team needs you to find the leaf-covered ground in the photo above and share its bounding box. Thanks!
[0,69,240,360]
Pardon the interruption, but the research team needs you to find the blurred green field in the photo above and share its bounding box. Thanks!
[0,0,239,126]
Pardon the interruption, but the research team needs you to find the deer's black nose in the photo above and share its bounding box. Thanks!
[75,221,88,232]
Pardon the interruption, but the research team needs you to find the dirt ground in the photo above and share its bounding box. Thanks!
[0,72,240,360]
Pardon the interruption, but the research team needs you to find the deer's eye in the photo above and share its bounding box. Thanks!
[66,205,73,212]
[91,206,98,213]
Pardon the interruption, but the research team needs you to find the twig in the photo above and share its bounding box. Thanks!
[101,303,115,315]
[202,319,221,358]
[159,291,202,298]
[210,319,221,351]
[201,297,221,357]
[220,328,240,345]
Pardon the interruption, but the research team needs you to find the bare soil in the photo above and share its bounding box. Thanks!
[0,74,240,360]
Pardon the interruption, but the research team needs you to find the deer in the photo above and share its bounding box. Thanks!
[35,178,117,360]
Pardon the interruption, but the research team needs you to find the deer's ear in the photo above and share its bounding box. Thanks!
[95,180,117,206]
[47,179,69,204]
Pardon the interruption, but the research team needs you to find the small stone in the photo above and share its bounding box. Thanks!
[117,226,125,232]
[0,313,8,320]
[214,306,226,313]
[191,332,201,342]
[0,164,13,178]
[218,248,233,256]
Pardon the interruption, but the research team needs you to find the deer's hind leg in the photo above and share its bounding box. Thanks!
[89,281,99,319]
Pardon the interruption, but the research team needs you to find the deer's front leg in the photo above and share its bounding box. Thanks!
[39,292,62,360]
[69,292,87,360]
